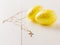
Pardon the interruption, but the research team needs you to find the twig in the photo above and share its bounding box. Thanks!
[22,24,33,37]
[13,20,34,37]
[3,10,27,23]
[3,10,33,37]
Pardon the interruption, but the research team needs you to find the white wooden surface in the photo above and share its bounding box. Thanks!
[0,0,60,45]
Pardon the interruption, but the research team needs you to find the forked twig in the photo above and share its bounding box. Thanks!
[3,10,33,37]
[3,10,27,23]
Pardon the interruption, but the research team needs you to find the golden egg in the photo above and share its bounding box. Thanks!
[35,10,57,26]
[27,5,43,23]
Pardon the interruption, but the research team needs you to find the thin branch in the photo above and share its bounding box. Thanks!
[2,10,33,37]
[3,10,27,23]
[12,21,34,37]
[22,24,33,37]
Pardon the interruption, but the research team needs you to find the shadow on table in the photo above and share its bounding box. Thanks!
[43,24,60,30]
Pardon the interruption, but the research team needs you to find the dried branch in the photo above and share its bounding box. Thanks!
[22,24,33,37]
[2,10,33,37]
[3,10,27,23]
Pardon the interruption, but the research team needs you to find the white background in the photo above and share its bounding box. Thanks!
[0,0,60,45]
[0,0,21,45]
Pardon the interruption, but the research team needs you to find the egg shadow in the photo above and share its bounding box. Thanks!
[44,24,60,30]
[52,24,60,30]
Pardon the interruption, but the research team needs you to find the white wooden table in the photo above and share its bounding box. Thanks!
[0,0,60,45]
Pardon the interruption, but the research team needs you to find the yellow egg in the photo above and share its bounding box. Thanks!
[27,5,43,23]
[35,10,57,26]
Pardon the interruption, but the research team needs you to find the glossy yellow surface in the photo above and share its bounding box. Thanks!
[27,5,43,23]
[35,10,57,26]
